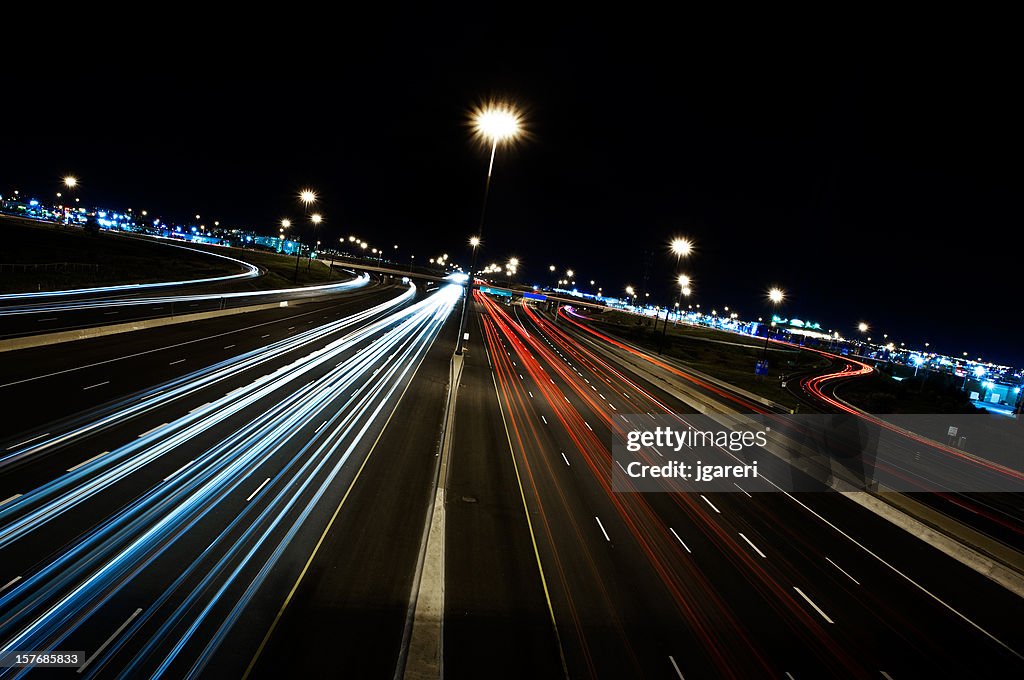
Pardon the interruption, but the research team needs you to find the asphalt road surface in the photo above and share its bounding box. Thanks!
[460,294,1024,678]
[0,281,460,678]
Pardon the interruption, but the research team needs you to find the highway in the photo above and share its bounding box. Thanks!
[0,269,375,342]
[0,281,461,678]
[1,277,1021,679]
[451,293,1024,678]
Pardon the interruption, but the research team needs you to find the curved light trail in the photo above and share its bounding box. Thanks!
[0,283,460,678]
[0,242,262,302]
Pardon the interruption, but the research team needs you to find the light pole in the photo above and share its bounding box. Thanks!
[62,176,77,226]
[856,322,869,356]
[307,213,322,271]
[658,238,693,354]
[626,285,636,308]
[456,100,524,355]
[761,287,785,364]
[292,190,316,283]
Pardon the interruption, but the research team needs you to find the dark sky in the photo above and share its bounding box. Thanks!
[3,17,1021,366]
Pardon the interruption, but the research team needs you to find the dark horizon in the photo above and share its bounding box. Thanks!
[3,28,1020,367]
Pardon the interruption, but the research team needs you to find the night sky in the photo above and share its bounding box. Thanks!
[3,18,1020,366]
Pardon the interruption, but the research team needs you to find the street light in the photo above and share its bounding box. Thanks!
[660,237,694,353]
[307,213,322,271]
[761,287,785,365]
[62,176,78,225]
[457,100,525,355]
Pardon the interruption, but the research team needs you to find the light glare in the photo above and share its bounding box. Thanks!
[472,102,523,145]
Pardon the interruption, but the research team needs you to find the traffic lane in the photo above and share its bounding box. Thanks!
[526,303,1024,672]
[0,272,377,340]
[487,301,798,675]
[0,285,408,437]
[0,287,458,677]
[0,281,398,387]
[0,295,415,579]
[244,313,458,679]
[443,301,565,680]
[482,312,676,678]
[499,309,848,676]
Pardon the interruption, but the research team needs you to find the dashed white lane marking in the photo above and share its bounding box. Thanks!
[0,576,22,594]
[67,451,110,472]
[733,482,751,497]
[223,344,235,349]
[82,381,109,390]
[169,359,186,365]
[793,586,834,624]
[138,423,168,438]
[246,477,272,502]
[561,452,570,466]
[738,532,766,558]
[700,494,721,514]
[595,516,610,542]
[669,655,685,679]
[541,415,548,425]
[163,459,196,482]
[669,527,692,553]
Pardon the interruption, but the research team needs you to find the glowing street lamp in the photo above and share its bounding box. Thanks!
[761,287,786,364]
[660,237,694,353]
[60,176,78,225]
[626,285,637,307]
[670,237,693,258]
[457,100,525,355]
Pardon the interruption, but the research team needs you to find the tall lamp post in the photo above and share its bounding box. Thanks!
[658,238,693,354]
[857,321,869,356]
[293,190,317,283]
[456,101,524,355]
[307,213,322,271]
[62,176,78,226]
[761,287,785,363]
